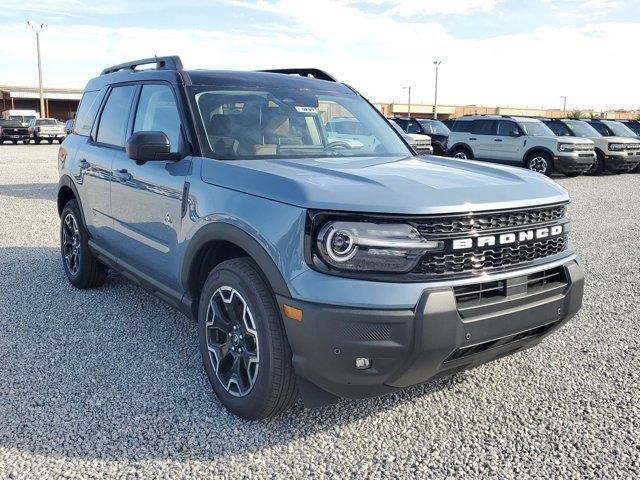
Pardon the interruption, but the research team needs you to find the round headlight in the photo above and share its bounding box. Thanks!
[325,228,358,262]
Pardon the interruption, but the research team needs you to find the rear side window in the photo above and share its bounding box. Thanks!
[451,120,473,133]
[133,84,182,153]
[96,85,136,147]
[472,120,496,135]
[74,89,106,136]
[545,121,571,136]
[496,120,520,136]
[589,122,610,136]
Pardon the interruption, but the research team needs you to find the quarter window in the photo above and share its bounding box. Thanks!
[133,84,182,153]
[96,85,136,147]
[496,120,520,136]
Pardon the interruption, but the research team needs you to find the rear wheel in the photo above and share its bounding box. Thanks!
[22,140,30,145]
[47,139,54,144]
[11,140,18,145]
[526,152,553,176]
[450,146,473,160]
[60,199,108,289]
[34,138,41,145]
[564,172,583,177]
[198,258,297,419]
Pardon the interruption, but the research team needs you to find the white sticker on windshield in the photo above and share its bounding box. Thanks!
[295,106,318,114]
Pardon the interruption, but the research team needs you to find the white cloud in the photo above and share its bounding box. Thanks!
[0,0,638,110]
[351,0,502,17]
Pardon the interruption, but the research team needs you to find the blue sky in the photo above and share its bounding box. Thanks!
[1,0,639,110]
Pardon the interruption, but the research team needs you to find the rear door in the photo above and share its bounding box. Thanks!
[471,119,497,159]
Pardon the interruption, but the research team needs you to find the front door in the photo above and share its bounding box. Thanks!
[493,120,526,164]
[109,83,189,291]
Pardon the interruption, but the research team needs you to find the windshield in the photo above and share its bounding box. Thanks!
[602,120,637,138]
[624,122,640,136]
[1,120,22,127]
[192,87,410,159]
[563,120,601,138]
[418,120,450,135]
[517,120,554,137]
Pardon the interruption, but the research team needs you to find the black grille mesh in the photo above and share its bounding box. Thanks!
[415,236,567,276]
[416,205,566,236]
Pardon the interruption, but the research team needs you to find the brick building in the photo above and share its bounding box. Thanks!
[0,85,82,121]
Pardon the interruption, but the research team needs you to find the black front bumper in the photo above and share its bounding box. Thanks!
[604,153,640,171]
[279,259,584,405]
[554,154,595,173]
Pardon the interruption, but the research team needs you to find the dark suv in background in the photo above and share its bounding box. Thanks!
[392,117,450,155]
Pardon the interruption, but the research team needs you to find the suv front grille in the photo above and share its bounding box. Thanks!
[414,235,567,276]
[416,204,566,236]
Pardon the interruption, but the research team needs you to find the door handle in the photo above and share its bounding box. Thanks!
[114,168,132,182]
[494,139,503,142]
[469,137,476,141]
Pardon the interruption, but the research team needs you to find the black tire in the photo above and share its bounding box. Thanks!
[564,172,583,177]
[11,140,18,145]
[47,139,54,144]
[22,140,29,145]
[450,146,473,160]
[198,258,297,420]
[60,199,108,289]
[586,152,605,175]
[526,151,554,176]
[34,138,41,145]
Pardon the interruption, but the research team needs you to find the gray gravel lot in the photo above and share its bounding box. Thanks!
[0,144,638,479]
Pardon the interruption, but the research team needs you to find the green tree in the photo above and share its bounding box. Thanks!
[567,110,583,119]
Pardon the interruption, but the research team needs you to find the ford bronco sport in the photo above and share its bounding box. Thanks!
[542,118,640,174]
[58,57,584,419]
[448,115,595,176]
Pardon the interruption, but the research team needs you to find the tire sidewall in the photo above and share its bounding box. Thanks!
[452,147,472,160]
[198,261,279,417]
[527,152,553,176]
[60,200,92,287]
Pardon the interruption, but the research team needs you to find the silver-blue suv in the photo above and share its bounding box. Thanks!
[58,56,584,419]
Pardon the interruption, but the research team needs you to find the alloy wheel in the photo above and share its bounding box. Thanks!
[62,213,81,276]
[453,151,469,159]
[205,286,259,397]
[529,156,548,174]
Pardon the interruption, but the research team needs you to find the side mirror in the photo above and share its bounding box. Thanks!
[509,131,521,137]
[126,131,181,164]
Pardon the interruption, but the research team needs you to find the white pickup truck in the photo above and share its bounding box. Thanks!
[28,118,66,144]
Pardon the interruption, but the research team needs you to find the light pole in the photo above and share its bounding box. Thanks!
[402,86,411,118]
[561,96,567,115]
[433,60,442,119]
[27,21,47,118]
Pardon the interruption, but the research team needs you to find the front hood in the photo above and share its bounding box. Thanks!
[604,136,640,144]
[547,136,593,145]
[200,156,569,215]
[406,133,431,142]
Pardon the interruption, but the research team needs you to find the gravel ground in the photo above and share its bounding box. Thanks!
[0,144,638,479]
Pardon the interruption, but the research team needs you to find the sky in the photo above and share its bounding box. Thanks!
[1,0,639,111]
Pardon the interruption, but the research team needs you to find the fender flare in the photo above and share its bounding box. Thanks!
[181,222,291,300]
[447,142,472,155]
[58,175,87,225]
[523,146,555,163]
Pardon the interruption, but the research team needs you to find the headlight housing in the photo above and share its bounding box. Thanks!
[315,221,442,273]
[608,143,626,151]
[558,143,576,152]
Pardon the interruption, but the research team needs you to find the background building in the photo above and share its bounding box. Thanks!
[0,85,82,120]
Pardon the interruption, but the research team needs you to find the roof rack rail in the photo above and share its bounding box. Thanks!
[256,68,337,82]
[101,55,183,75]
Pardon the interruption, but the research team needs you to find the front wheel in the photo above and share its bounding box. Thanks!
[22,140,30,145]
[526,152,554,176]
[198,258,297,419]
[60,199,108,288]
[11,140,18,145]
[586,152,605,175]
[34,138,41,145]
[564,171,583,178]
[47,139,54,144]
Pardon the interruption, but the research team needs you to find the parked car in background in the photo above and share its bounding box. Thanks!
[442,119,456,130]
[57,56,584,419]
[447,115,595,176]
[325,117,378,149]
[542,119,640,174]
[0,119,31,145]
[64,119,74,136]
[28,118,66,144]
[393,117,450,156]
[617,119,640,138]
[388,119,433,155]
[2,109,39,127]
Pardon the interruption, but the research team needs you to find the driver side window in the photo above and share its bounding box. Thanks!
[133,84,182,153]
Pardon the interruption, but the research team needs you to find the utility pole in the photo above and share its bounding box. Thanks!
[561,96,567,115]
[403,86,412,118]
[27,21,47,118]
[433,60,442,119]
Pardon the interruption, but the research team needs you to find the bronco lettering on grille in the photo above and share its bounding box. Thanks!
[452,225,564,250]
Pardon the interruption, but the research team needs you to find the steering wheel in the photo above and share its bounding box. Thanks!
[325,140,352,150]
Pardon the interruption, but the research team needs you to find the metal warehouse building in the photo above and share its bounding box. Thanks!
[0,85,82,121]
